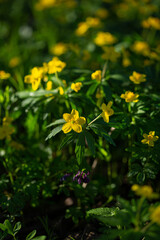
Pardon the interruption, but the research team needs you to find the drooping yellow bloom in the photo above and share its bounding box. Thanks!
[48,57,66,74]
[24,67,43,91]
[58,86,64,95]
[0,70,11,80]
[121,91,139,102]
[46,81,52,90]
[150,206,160,225]
[94,32,117,46]
[129,71,146,84]
[62,109,86,134]
[101,102,114,123]
[141,131,159,147]
[131,184,154,199]
[71,82,82,92]
[91,70,102,81]
[3,117,13,125]
[50,43,68,56]
[9,57,20,68]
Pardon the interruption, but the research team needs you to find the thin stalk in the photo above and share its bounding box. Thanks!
[87,114,102,127]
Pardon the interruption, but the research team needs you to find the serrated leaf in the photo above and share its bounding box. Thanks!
[84,131,95,156]
[26,230,37,240]
[45,125,63,140]
[46,119,66,128]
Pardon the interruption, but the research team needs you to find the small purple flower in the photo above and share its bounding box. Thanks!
[73,171,90,184]
[60,173,72,181]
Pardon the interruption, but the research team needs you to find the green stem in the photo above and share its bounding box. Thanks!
[141,221,154,233]
[135,197,145,230]
[87,114,102,127]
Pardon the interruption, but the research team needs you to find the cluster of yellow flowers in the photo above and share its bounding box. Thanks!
[142,17,160,30]
[0,117,14,140]
[24,57,66,91]
[75,17,101,36]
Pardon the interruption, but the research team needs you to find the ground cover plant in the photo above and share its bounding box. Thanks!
[0,0,160,239]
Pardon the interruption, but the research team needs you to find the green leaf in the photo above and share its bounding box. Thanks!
[87,207,131,227]
[75,132,85,165]
[13,222,21,234]
[102,84,112,101]
[4,220,13,235]
[84,131,95,156]
[45,125,63,140]
[137,172,145,184]
[59,132,76,149]
[26,230,37,240]
[46,119,66,128]
[86,82,99,96]
[32,236,46,240]
[0,223,6,231]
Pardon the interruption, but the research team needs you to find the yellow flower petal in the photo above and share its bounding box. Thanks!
[72,123,82,133]
[62,122,72,134]
[63,113,72,122]
[71,109,79,120]
[101,112,109,123]
[76,117,86,125]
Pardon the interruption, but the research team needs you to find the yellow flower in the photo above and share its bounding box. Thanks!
[102,46,120,62]
[46,81,52,90]
[94,32,117,46]
[101,102,114,123]
[35,0,56,10]
[131,184,153,198]
[9,57,20,68]
[141,131,159,147]
[71,82,82,92]
[58,86,64,95]
[91,70,102,81]
[48,57,66,74]
[24,67,43,91]
[121,91,139,102]
[129,71,146,84]
[0,70,10,80]
[75,22,89,36]
[86,17,101,28]
[0,124,14,140]
[50,43,68,56]
[132,41,150,56]
[62,109,86,134]
[3,117,13,125]
[96,8,109,19]
[142,17,160,30]
[150,206,160,225]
